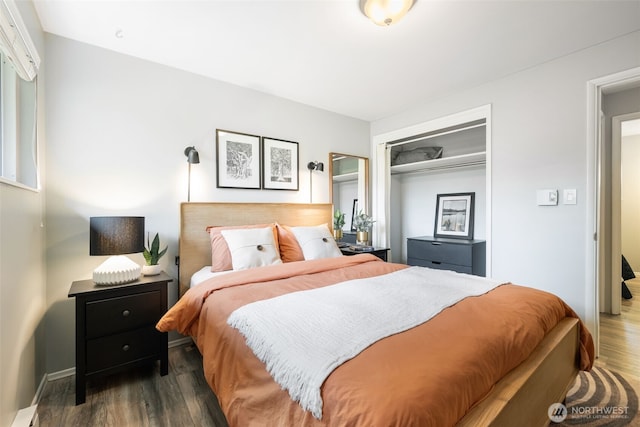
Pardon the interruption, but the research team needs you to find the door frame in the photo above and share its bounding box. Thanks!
[586,67,640,356]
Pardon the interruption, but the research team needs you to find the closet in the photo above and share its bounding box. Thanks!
[372,105,491,272]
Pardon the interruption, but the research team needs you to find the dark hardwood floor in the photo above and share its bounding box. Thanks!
[37,342,228,427]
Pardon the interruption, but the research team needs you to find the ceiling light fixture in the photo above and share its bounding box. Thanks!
[360,0,415,26]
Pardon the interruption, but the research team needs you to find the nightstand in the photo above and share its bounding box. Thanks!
[340,246,389,261]
[68,272,171,405]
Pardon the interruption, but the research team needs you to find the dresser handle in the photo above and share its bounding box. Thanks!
[431,242,442,245]
[122,309,130,317]
[432,261,441,265]
[122,344,130,352]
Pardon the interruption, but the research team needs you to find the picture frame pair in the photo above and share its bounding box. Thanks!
[216,129,299,191]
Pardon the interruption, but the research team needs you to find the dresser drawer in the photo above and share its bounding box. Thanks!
[407,239,472,266]
[86,291,162,338]
[407,257,473,274]
[86,327,161,372]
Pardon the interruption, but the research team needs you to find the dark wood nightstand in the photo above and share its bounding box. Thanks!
[68,272,172,405]
[340,246,389,261]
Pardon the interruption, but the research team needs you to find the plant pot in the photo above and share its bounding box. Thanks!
[333,229,343,240]
[142,264,162,276]
[356,231,369,246]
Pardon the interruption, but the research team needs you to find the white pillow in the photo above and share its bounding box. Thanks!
[290,224,342,260]
[220,227,282,270]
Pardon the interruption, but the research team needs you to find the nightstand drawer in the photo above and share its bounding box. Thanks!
[407,239,472,266]
[86,291,162,338]
[86,327,161,372]
[407,257,473,274]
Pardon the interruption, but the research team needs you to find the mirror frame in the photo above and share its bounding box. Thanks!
[329,152,370,222]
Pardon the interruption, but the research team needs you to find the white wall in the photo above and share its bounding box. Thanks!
[0,2,46,426]
[371,31,640,331]
[43,34,369,373]
[622,134,640,270]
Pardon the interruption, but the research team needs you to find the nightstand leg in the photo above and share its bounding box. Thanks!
[75,372,86,405]
[160,333,168,376]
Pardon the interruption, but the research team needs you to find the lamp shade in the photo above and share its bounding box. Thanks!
[90,216,145,256]
[307,161,324,171]
[185,146,200,164]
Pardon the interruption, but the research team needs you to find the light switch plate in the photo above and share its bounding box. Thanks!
[564,189,577,205]
[537,189,558,206]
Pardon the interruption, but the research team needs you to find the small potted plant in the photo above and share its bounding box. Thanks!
[333,209,345,240]
[142,232,168,276]
[353,211,375,245]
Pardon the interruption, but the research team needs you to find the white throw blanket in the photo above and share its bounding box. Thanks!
[227,266,502,419]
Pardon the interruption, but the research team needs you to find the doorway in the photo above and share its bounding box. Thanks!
[588,67,640,358]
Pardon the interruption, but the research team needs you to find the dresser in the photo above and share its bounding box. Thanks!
[68,272,171,404]
[407,236,486,276]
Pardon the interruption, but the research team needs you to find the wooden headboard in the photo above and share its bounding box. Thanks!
[179,202,333,296]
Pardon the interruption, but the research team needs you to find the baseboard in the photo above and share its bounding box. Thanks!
[31,373,48,406]
[47,367,75,381]
[169,336,193,348]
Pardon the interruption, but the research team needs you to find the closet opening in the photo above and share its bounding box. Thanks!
[372,105,491,274]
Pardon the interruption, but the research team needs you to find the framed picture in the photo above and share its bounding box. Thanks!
[350,199,359,232]
[262,137,299,190]
[216,129,261,189]
[434,192,475,239]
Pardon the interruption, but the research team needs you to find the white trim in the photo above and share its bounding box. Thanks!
[31,373,47,405]
[47,367,75,381]
[0,176,40,191]
[586,66,640,356]
[169,336,193,348]
[372,104,492,275]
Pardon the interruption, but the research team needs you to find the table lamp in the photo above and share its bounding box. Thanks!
[90,216,145,285]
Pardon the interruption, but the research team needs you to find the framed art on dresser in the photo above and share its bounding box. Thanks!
[434,192,475,239]
[216,129,261,189]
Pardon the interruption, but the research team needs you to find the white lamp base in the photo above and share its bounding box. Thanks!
[93,255,141,285]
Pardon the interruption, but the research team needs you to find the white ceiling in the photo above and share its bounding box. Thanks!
[33,0,640,121]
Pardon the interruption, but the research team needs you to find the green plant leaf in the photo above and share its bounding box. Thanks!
[144,232,168,265]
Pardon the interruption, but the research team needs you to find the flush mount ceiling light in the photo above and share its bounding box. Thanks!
[360,0,416,26]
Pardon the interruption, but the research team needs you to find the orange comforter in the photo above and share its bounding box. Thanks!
[157,254,594,426]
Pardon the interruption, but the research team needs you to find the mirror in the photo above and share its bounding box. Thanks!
[329,153,369,243]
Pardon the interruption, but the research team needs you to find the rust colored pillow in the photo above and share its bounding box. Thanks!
[207,223,279,272]
[276,223,304,263]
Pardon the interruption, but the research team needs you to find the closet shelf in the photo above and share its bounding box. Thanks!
[390,151,486,175]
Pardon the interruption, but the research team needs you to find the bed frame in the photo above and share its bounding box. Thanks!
[179,202,580,427]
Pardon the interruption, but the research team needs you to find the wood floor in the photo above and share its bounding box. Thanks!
[37,343,228,427]
[37,281,640,426]
[596,277,640,382]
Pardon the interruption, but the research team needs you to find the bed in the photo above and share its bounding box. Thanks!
[158,202,594,426]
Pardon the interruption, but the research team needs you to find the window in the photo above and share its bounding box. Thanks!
[0,0,39,190]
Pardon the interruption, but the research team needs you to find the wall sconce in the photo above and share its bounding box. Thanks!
[307,161,324,203]
[90,216,145,285]
[184,146,200,202]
